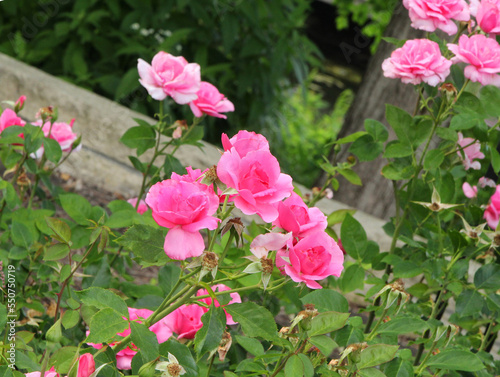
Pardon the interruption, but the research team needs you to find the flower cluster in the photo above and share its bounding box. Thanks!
[138,52,234,118]
[25,354,95,377]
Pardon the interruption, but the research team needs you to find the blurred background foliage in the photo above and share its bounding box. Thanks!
[0,0,388,186]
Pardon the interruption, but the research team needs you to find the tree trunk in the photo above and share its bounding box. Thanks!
[317,5,425,220]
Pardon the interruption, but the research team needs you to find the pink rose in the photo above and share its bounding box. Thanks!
[382,39,452,86]
[189,82,235,119]
[221,130,270,156]
[217,133,293,222]
[25,368,59,377]
[138,52,201,104]
[403,0,470,34]
[196,284,242,325]
[448,35,500,86]
[167,303,206,339]
[33,119,79,152]
[462,182,478,198]
[484,185,500,229]
[127,197,148,214]
[276,231,344,289]
[15,95,26,112]
[0,108,25,133]
[457,132,484,170]
[250,232,293,258]
[477,0,500,34]
[145,178,220,260]
[273,192,327,237]
[76,354,95,377]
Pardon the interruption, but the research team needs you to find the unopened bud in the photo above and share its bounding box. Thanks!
[439,83,457,103]
[14,95,26,113]
[36,106,56,122]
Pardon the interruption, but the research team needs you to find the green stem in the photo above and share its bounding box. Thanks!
[366,307,388,341]
[206,354,216,377]
[479,320,494,352]
[219,231,235,264]
[416,339,438,375]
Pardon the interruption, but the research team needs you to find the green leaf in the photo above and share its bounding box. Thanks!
[333,131,368,145]
[46,319,63,342]
[298,354,314,377]
[300,290,349,313]
[11,222,34,248]
[163,155,185,178]
[159,339,198,377]
[384,358,414,377]
[120,125,156,156]
[490,147,500,174]
[359,368,387,377]
[349,135,384,162]
[308,311,349,336]
[158,264,182,296]
[392,261,423,279]
[44,243,70,261]
[423,149,445,171]
[76,287,128,316]
[225,302,279,341]
[327,209,357,227]
[435,127,457,141]
[456,289,484,316]
[115,224,167,264]
[338,168,362,185]
[340,214,367,260]
[357,344,399,369]
[285,355,305,377]
[309,335,338,356]
[378,315,428,335]
[339,264,365,293]
[450,114,480,130]
[49,346,79,375]
[59,193,92,225]
[236,335,265,356]
[385,105,412,146]
[62,310,80,330]
[383,142,413,158]
[86,308,128,344]
[182,126,204,144]
[381,163,414,181]
[45,217,72,244]
[43,137,63,163]
[194,305,225,359]
[480,85,500,117]
[474,263,500,290]
[426,349,485,372]
[365,119,389,142]
[130,321,159,362]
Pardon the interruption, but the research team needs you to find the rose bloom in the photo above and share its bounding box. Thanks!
[189,81,235,119]
[403,0,470,34]
[33,119,79,152]
[476,0,500,34]
[273,192,327,237]
[25,368,59,377]
[145,178,220,260]
[222,130,270,156]
[138,51,201,104]
[276,231,344,289]
[127,197,148,214]
[382,39,452,86]
[76,354,95,377]
[0,108,25,133]
[217,133,293,222]
[448,35,500,87]
[484,185,500,229]
[456,132,484,170]
[462,182,478,198]
[88,307,172,370]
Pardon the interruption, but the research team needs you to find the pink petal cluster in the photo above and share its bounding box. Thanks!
[33,119,79,152]
[76,354,95,377]
[217,131,293,222]
[145,175,220,260]
[476,0,500,34]
[127,197,148,214]
[462,182,478,198]
[138,52,201,104]
[167,284,241,339]
[382,39,452,86]
[88,307,173,370]
[25,368,59,377]
[250,232,293,259]
[15,95,26,112]
[484,185,500,229]
[222,130,270,155]
[0,108,25,133]
[403,0,470,34]
[456,132,485,170]
[276,231,344,289]
[189,82,235,119]
[448,35,500,87]
[273,192,327,237]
